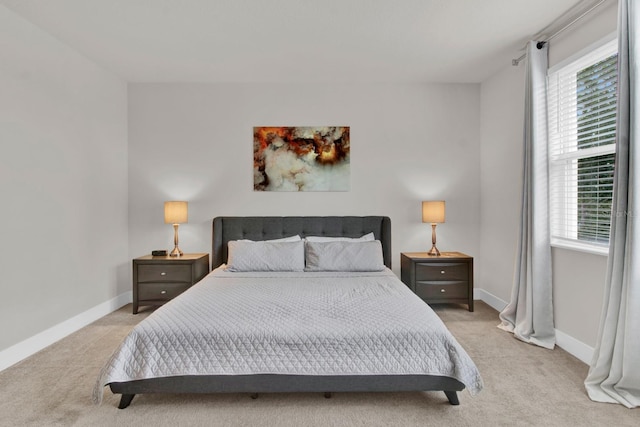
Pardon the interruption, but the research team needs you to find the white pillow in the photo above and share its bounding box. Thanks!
[304,232,375,243]
[227,240,304,272]
[238,235,301,242]
[305,240,385,272]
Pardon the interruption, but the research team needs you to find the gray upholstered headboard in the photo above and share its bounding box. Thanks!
[212,216,392,269]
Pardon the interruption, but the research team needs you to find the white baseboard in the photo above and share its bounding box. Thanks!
[555,328,594,364]
[474,288,508,312]
[474,287,593,364]
[0,291,132,372]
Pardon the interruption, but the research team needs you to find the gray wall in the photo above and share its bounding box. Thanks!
[128,83,481,275]
[478,0,618,348]
[0,6,129,352]
[478,64,525,304]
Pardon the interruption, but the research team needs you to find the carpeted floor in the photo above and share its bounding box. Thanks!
[0,301,635,426]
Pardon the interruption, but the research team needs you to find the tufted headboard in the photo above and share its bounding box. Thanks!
[212,216,392,269]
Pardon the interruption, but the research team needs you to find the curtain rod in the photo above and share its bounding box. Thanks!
[512,0,610,66]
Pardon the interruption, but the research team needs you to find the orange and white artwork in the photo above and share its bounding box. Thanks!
[253,126,350,191]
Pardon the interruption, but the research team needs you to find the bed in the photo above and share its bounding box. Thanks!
[94,216,482,408]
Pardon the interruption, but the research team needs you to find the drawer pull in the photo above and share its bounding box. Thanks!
[440,270,446,274]
[160,272,166,276]
[160,290,167,294]
[440,289,446,293]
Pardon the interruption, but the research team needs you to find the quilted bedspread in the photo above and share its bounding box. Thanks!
[93,268,483,402]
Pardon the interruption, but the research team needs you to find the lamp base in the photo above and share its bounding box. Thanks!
[428,223,441,256]
[169,246,183,257]
[169,223,183,257]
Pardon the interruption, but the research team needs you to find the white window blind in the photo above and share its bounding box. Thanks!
[548,38,618,254]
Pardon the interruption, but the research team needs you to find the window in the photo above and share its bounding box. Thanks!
[548,38,618,254]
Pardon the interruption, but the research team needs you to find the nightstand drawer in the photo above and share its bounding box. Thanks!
[415,262,468,281]
[132,253,209,314]
[138,265,191,283]
[416,281,469,299]
[401,252,474,311]
[138,282,191,301]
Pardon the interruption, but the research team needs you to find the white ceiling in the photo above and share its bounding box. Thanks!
[1,0,583,83]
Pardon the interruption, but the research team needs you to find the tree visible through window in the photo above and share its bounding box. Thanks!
[576,54,617,243]
[548,38,618,253]
[577,154,614,242]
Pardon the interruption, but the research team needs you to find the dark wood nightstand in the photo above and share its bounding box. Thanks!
[400,252,474,312]
[132,253,209,314]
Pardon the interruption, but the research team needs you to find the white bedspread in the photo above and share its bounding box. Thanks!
[94,268,483,402]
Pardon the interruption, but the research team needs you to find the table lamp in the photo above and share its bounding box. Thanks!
[422,201,445,256]
[164,201,188,257]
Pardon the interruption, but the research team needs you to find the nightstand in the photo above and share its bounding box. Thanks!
[400,252,474,312]
[132,253,209,314]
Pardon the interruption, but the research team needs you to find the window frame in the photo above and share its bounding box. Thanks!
[547,34,618,257]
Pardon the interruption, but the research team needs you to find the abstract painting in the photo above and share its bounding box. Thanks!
[253,126,350,191]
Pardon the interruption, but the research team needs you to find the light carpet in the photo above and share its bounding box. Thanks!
[0,302,636,426]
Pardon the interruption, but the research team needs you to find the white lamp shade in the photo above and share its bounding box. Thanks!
[164,201,188,224]
[422,201,445,223]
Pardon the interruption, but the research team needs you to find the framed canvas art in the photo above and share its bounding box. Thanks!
[253,126,350,191]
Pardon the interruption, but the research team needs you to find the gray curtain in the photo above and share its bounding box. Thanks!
[585,0,639,408]
[498,41,556,350]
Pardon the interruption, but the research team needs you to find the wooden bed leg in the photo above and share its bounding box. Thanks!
[250,393,259,400]
[444,391,460,405]
[324,392,332,399]
[118,394,135,409]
